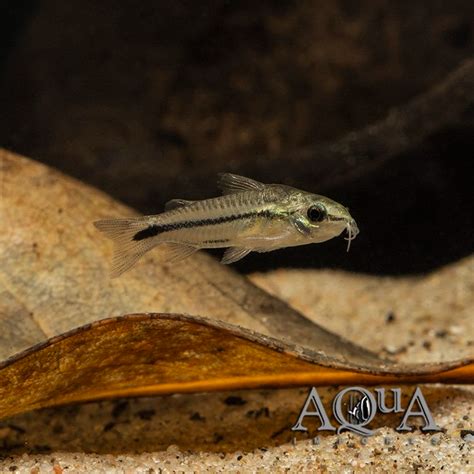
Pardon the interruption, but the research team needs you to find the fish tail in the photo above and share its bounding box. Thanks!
[94,217,159,278]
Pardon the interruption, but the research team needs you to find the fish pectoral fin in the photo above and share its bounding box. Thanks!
[217,173,265,194]
[221,247,251,264]
[165,199,195,211]
[291,215,311,236]
[162,243,198,263]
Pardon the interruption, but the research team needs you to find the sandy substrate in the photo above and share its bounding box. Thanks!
[0,256,472,472]
[250,255,474,364]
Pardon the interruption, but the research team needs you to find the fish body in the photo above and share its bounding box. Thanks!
[94,173,359,277]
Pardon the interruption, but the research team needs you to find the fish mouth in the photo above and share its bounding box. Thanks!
[344,219,359,252]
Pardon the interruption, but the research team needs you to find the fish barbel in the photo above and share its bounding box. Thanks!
[94,173,359,277]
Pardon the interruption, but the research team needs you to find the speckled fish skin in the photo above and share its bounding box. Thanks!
[94,173,359,277]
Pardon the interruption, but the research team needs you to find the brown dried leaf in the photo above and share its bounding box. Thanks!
[0,314,472,419]
[0,149,472,419]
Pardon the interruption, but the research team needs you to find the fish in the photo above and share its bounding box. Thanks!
[94,173,359,277]
[348,394,372,425]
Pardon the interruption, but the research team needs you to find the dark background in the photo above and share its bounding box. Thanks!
[1,0,473,275]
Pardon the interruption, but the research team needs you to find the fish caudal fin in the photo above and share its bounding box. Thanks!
[94,217,158,278]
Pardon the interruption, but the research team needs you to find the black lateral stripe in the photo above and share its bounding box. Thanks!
[133,209,276,241]
[133,225,162,241]
[202,239,230,244]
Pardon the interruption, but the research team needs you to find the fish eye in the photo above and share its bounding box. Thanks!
[307,204,326,223]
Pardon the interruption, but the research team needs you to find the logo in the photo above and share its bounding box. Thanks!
[292,386,441,437]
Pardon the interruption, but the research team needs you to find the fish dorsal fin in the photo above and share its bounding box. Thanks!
[217,173,265,195]
[165,199,195,211]
[221,247,251,264]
